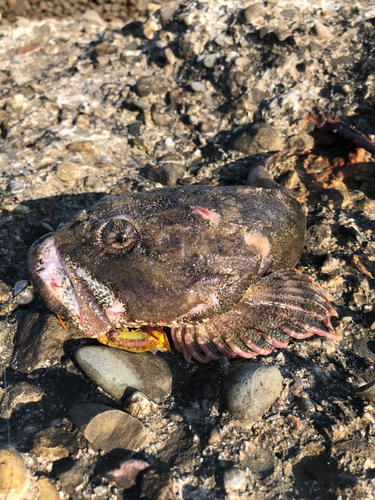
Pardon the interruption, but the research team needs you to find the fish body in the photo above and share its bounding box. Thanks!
[28,177,338,362]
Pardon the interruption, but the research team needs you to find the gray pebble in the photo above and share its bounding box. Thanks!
[223,467,246,489]
[203,54,218,69]
[70,403,147,452]
[75,345,172,402]
[191,81,206,93]
[188,114,199,125]
[243,3,264,24]
[131,100,151,111]
[147,162,186,187]
[7,181,24,194]
[160,1,180,27]
[221,363,283,425]
[286,133,314,149]
[233,123,284,155]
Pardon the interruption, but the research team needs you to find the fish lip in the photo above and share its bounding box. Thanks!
[28,234,84,330]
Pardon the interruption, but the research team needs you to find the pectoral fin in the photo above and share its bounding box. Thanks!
[171,269,338,363]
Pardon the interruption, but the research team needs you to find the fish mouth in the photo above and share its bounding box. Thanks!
[28,235,113,337]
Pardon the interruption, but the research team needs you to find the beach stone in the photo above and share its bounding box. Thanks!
[66,140,100,157]
[37,477,59,500]
[191,81,206,93]
[314,22,334,41]
[33,427,78,463]
[223,467,246,490]
[98,458,150,489]
[221,363,283,425]
[160,1,180,26]
[147,162,186,186]
[136,76,169,97]
[203,54,218,68]
[0,446,34,500]
[233,124,284,155]
[81,9,107,27]
[0,381,46,419]
[11,312,76,372]
[70,404,147,452]
[75,346,172,402]
[56,162,82,184]
[243,3,264,24]
[287,133,314,149]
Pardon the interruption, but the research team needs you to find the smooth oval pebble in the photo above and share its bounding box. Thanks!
[221,363,283,425]
[70,404,147,453]
[75,345,172,402]
[190,81,206,93]
[0,445,35,499]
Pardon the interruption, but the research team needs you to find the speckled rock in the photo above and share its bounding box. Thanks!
[75,346,172,402]
[233,124,284,155]
[221,363,283,425]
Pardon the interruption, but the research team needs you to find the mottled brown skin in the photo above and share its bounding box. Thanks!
[28,183,337,362]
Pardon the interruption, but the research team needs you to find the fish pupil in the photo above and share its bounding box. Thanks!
[115,232,128,244]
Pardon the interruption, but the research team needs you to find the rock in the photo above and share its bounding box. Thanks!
[223,467,246,490]
[243,3,264,24]
[84,176,105,193]
[123,391,159,419]
[32,427,78,463]
[178,33,201,60]
[305,224,332,255]
[160,1,180,26]
[203,54,218,69]
[56,162,82,184]
[55,459,87,497]
[207,427,221,446]
[147,162,186,186]
[132,100,151,111]
[0,381,46,419]
[6,94,29,113]
[0,446,37,500]
[136,76,170,97]
[352,338,375,363]
[140,469,174,500]
[142,19,159,40]
[81,9,107,27]
[37,477,59,500]
[233,124,284,155]
[66,140,100,157]
[287,133,314,149]
[313,22,334,41]
[190,81,206,93]
[75,346,172,402]
[98,458,150,489]
[354,380,375,403]
[70,404,147,452]
[128,122,142,136]
[221,363,283,425]
[11,312,76,372]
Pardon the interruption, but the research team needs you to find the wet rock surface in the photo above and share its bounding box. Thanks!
[0,0,374,499]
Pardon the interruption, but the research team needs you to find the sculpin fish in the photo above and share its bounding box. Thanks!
[28,150,338,363]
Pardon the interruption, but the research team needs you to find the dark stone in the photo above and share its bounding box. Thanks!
[147,163,186,187]
[140,469,174,500]
[128,122,142,136]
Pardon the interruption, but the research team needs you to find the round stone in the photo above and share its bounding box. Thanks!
[191,81,206,93]
[221,363,283,425]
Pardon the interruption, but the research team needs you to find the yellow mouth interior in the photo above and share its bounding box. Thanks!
[97,327,171,353]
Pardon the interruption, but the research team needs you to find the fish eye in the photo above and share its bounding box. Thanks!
[100,218,137,252]
[115,231,129,244]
